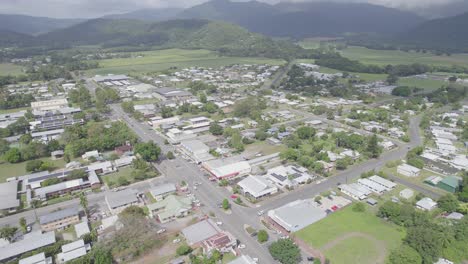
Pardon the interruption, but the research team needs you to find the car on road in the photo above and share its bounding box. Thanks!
[157,229,166,234]
[216,221,223,226]
[257,210,264,216]
[238,244,246,249]
[230,194,238,199]
[252,257,259,263]
[26,225,31,233]
[172,238,181,243]
[217,203,223,208]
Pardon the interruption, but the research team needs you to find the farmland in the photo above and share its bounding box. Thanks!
[295,205,405,264]
[87,49,285,75]
[0,63,24,76]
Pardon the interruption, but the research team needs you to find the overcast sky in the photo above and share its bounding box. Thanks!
[0,0,466,18]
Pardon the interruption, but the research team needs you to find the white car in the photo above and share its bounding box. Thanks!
[216,221,223,226]
[26,226,31,233]
[257,210,264,216]
[157,229,166,234]
[172,238,181,243]
[253,257,259,263]
[238,244,246,249]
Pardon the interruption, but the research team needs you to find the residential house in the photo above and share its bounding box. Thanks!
[105,189,140,214]
[147,195,193,223]
[57,239,91,263]
[397,164,421,177]
[416,197,437,211]
[150,183,177,201]
[266,165,314,189]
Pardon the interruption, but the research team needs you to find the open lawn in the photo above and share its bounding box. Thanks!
[398,77,446,92]
[295,205,405,264]
[0,63,24,76]
[0,158,67,182]
[87,49,285,75]
[341,46,468,68]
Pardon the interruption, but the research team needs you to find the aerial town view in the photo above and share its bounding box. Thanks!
[0,0,467,264]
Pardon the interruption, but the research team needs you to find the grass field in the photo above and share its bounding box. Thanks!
[87,49,285,75]
[295,205,405,264]
[398,77,446,91]
[341,46,468,68]
[0,63,24,76]
[0,158,67,182]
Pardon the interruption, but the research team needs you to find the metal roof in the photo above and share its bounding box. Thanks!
[0,181,19,210]
[181,219,220,245]
[105,189,138,209]
[39,207,79,225]
[0,231,56,262]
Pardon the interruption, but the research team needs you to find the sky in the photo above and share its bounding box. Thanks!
[0,0,466,18]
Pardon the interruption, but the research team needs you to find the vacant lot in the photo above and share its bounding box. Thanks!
[295,205,405,264]
[341,46,468,68]
[0,63,24,76]
[88,49,285,75]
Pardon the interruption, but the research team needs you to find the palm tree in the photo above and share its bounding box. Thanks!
[79,192,89,219]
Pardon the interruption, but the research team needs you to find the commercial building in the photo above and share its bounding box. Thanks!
[268,199,327,232]
[397,164,421,177]
[203,159,251,180]
[437,176,461,193]
[179,140,215,164]
[150,183,177,201]
[154,87,193,101]
[31,99,68,112]
[147,195,193,223]
[0,231,56,262]
[19,252,53,264]
[93,74,129,83]
[0,180,19,214]
[105,189,140,214]
[237,175,278,200]
[266,165,314,189]
[40,208,80,232]
[338,183,372,200]
[57,239,91,263]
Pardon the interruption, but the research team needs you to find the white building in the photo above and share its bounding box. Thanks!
[357,178,387,194]
[399,188,414,200]
[266,165,314,189]
[397,164,421,177]
[339,183,371,200]
[57,239,91,263]
[368,175,397,190]
[416,197,437,211]
[203,160,251,180]
[237,175,278,200]
[180,140,215,164]
[268,199,326,232]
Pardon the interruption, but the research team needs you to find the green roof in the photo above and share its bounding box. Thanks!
[439,176,461,188]
[147,195,192,219]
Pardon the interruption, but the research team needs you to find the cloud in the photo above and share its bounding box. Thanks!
[0,0,465,18]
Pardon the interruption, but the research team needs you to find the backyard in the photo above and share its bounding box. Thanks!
[295,205,405,264]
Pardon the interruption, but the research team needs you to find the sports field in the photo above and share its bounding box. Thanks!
[341,46,468,68]
[0,63,24,76]
[87,49,285,75]
[295,205,405,264]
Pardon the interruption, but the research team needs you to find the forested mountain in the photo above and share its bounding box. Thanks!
[0,14,84,35]
[178,0,424,38]
[102,8,183,21]
[398,12,468,52]
[0,30,34,46]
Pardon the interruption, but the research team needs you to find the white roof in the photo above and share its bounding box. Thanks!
[150,183,177,197]
[181,219,220,245]
[416,197,437,210]
[0,180,19,210]
[228,255,257,264]
[19,252,47,264]
[368,175,397,190]
[399,188,414,199]
[238,175,277,198]
[0,231,56,262]
[74,222,90,238]
[268,199,326,232]
[357,178,387,193]
[398,164,421,174]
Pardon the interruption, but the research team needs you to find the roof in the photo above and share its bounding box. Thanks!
[39,207,79,225]
[181,219,220,245]
[0,231,56,261]
[268,199,327,232]
[62,239,84,253]
[0,180,19,210]
[59,239,89,262]
[416,197,437,210]
[204,160,251,179]
[74,221,90,238]
[18,252,47,264]
[439,176,460,188]
[148,195,192,219]
[368,175,397,189]
[238,175,277,198]
[105,189,138,209]
[228,255,257,264]
[150,183,177,197]
[181,140,210,153]
[93,74,129,82]
[398,164,421,174]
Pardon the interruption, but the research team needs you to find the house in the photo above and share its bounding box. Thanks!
[203,232,237,254]
[368,175,397,190]
[237,175,278,200]
[147,195,193,223]
[0,181,20,214]
[416,197,437,211]
[19,252,53,264]
[105,189,140,214]
[51,150,64,160]
[399,189,414,200]
[57,239,91,263]
[180,140,215,164]
[434,258,454,264]
[74,221,90,238]
[82,150,100,161]
[338,183,371,200]
[181,219,235,253]
[317,160,334,173]
[114,145,133,155]
[397,164,421,177]
[113,156,136,168]
[202,160,251,180]
[0,231,56,263]
[268,199,327,232]
[266,165,314,189]
[445,212,464,220]
[40,208,80,232]
[150,183,177,201]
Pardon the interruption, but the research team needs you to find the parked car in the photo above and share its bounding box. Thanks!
[257,210,264,216]
[238,244,246,249]
[157,229,166,234]
[26,226,31,233]
[172,238,181,244]
[216,221,223,226]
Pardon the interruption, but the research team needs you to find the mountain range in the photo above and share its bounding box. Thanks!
[0,14,84,35]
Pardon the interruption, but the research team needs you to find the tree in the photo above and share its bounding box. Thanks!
[257,229,269,243]
[405,226,444,264]
[255,130,268,141]
[92,246,113,264]
[336,158,349,170]
[80,192,89,218]
[120,205,146,217]
[209,123,224,136]
[0,226,18,242]
[296,126,315,140]
[26,160,45,172]
[19,217,27,233]
[269,238,301,264]
[176,244,193,256]
[135,141,161,162]
[4,148,22,163]
[438,194,459,213]
[389,244,422,264]
[166,151,175,160]
[387,74,399,85]
[367,134,382,158]
[222,198,230,210]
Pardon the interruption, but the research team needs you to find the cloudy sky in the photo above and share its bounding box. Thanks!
[0,0,466,18]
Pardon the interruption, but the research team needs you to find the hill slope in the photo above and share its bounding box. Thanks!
[0,14,84,35]
[399,12,468,52]
[102,8,183,21]
[178,0,424,38]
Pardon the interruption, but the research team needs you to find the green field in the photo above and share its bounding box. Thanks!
[0,158,67,182]
[87,49,285,75]
[398,77,446,91]
[0,63,24,76]
[295,205,405,264]
[341,46,468,68]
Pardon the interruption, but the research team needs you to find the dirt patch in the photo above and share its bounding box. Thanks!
[321,232,387,264]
